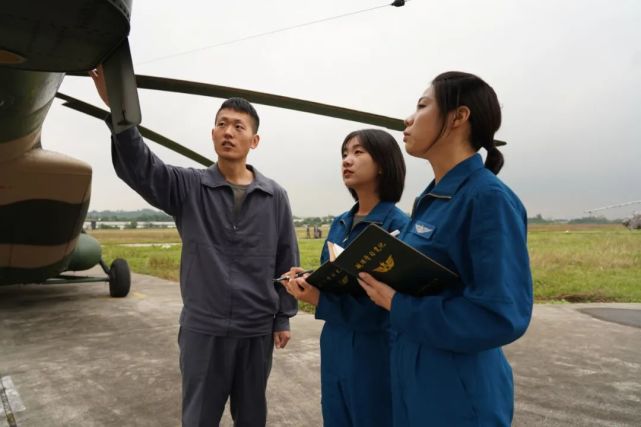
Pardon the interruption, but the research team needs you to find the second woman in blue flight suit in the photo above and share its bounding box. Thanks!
[282,129,409,427]
[359,72,533,427]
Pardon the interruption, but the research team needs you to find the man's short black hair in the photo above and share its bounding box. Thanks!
[217,97,260,133]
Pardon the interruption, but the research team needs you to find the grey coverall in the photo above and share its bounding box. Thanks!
[110,125,299,426]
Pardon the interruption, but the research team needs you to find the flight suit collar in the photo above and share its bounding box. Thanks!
[339,200,397,228]
[426,153,484,198]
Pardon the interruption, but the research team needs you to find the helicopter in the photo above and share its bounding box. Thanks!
[622,214,641,230]
[585,201,641,231]
[0,0,412,297]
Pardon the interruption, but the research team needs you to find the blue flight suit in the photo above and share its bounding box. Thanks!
[315,201,409,427]
[390,154,533,427]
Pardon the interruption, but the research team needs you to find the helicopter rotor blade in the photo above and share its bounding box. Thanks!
[66,72,404,131]
[55,92,213,167]
[136,75,507,146]
[64,72,506,146]
[134,75,405,131]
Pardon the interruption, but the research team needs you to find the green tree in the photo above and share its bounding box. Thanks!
[124,220,138,229]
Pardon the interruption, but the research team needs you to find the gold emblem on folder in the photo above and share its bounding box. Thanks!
[373,255,394,273]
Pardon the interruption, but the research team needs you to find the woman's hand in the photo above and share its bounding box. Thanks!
[279,267,320,306]
[358,272,396,311]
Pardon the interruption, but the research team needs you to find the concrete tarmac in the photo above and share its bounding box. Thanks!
[1,272,640,426]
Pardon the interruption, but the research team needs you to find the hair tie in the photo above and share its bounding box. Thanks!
[492,139,507,147]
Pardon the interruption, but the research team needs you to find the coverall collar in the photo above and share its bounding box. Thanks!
[201,163,274,196]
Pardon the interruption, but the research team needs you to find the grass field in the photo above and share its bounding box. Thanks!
[94,224,641,303]
[528,224,641,302]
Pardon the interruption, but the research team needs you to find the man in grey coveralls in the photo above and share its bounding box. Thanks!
[91,68,299,426]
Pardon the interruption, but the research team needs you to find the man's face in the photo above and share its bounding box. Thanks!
[211,108,259,161]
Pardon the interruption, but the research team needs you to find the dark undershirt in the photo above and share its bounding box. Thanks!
[351,214,366,231]
[229,183,249,217]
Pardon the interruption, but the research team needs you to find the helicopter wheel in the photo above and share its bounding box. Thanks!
[109,258,131,298]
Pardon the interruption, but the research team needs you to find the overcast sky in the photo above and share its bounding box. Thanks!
[42,0,641,219]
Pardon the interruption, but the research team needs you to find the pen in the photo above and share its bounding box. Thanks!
[273,269,314,283]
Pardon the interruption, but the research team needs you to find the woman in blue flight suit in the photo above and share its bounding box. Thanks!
[282,129,409,427]
[359,72,533,427]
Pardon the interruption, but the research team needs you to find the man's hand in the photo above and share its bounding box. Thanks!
[273,330,291,349]
[88,65,109,106]
[358,272,396,311]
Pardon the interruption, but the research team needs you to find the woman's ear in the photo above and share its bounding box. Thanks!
[451,105,471,129]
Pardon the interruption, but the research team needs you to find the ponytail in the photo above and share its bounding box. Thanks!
[484,144,504,175]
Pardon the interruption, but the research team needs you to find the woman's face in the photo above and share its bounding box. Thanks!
[341,137,378,192]
[403,85,444,159]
